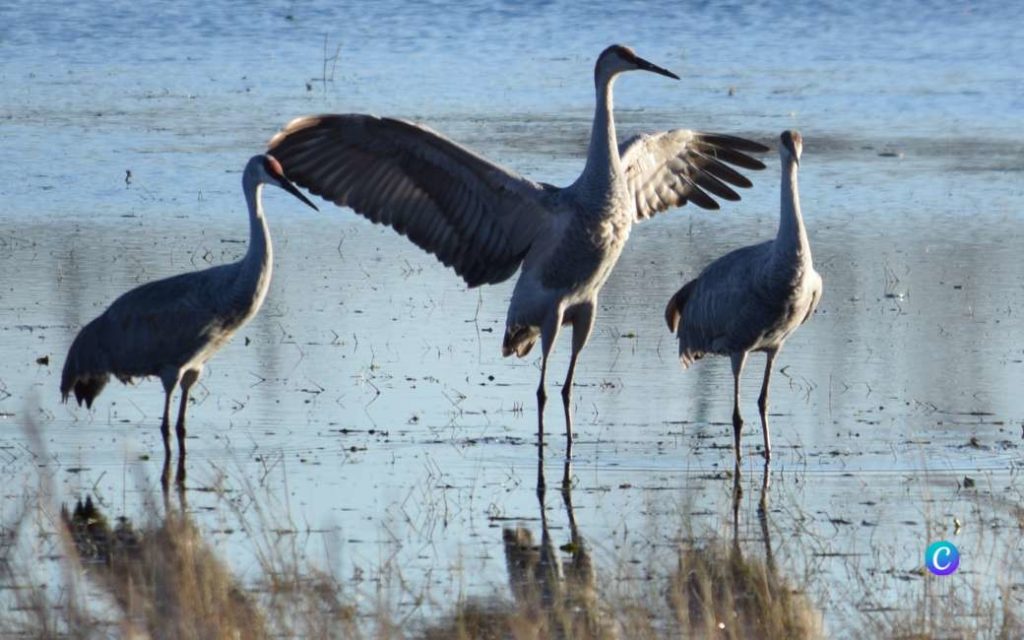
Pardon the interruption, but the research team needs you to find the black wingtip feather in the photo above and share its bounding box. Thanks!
[694,171,741,201]
[687,185,720,210]
[695,155,755,189]
[704,145,767,172]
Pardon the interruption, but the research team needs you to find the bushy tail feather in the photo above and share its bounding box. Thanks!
[502,325,538,358]
[61,318,111,408]
[667,279,705,368]
[665,279,696,334]
[678,350,705,369]
[66,375,110,408]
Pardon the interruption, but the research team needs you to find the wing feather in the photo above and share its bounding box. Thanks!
[673,243,773,363]
[620,130,769,221]
[696,133,770,153]
[697,144,767,171]
[696,156,753,189]
[692,169,741,201]
[61,268,234,405]
[268,114,550,287]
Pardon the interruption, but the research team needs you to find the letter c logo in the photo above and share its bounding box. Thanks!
[925,541,959,576]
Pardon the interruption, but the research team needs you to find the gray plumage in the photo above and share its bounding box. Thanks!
[267,45,768,460]
[666,130,822,462]
[61,154,317,469]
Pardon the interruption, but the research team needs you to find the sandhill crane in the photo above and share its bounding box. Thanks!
[665,130,822,463]
[267,45,768,467]
[61,155,317,482]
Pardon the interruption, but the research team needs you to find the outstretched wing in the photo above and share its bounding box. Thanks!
[619,130,769,220]
[268,114,553,287]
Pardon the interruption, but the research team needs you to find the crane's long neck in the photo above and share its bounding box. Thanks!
[773,157,811,265]
[574,71,622,199]
[236,177,273,314]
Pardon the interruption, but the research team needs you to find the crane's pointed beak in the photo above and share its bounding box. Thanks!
[635,56,679,80]
[281,178,319,211]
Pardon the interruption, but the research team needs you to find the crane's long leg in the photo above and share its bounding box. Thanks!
[536,313,563,482]
[758,459,771,517]
[730,351,748,463]
[160,380,175,460]
[175,369,201,461]
[561,304,594,470]
[757,349,778,462]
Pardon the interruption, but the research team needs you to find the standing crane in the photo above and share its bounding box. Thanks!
[61,154,317,483]
[665,131,822,463]
[266,45,768,470]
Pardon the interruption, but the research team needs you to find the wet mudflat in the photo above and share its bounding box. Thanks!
[2,1,1024,636]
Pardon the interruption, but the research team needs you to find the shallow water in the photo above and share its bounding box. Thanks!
[2,0,1023,634]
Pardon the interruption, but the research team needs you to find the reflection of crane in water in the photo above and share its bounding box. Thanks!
[502,461,618,639]
[267,45,768,468]
[60,487,274,638]
[666,131,822,462]
[60,155,317,486]
[670,464,822,637]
